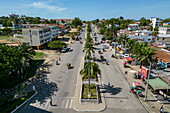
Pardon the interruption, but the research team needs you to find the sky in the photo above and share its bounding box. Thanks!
[0,0,170,21]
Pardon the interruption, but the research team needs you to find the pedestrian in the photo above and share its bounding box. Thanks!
[56,60,58,65]
[108,82,110,86]
[59,57,61,61]
[160,105,163,113]
[50,99,53,106]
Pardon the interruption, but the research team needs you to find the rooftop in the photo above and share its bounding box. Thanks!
[153,49,170,63]
[161,25,170,27]
[54,19,73,21]
[148,78,169,90]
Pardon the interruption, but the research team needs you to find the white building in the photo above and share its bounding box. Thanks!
[128,30,154,43]
[150,17,162,29]
[22,25,59,48]
[158,25,170,34]
[155,25,170,47]
[128,24,139,31]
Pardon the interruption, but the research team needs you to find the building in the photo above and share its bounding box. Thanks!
[159,25,170,34]
[22,25,59,49]
[128,36,154,43]
[128,24,139,31]
[163,22,170,26]
[155,25,170,47]
[54,19,73,23]
[8,14,19,18]
[150,17,162,29]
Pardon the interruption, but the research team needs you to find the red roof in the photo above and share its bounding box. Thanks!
[125,57,133,61]
[54,19,73,21]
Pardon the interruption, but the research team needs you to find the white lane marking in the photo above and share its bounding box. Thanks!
[65,99,70,109]
[123,81,129,87]
[69,99,73,109]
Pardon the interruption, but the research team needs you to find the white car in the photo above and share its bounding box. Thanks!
[122,54,129,58]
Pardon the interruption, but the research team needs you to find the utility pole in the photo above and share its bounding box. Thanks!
[144,62,152,101]
[166,76,170,98]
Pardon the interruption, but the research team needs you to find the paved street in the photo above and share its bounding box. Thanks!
[90,24,148,113]
[15,25,148,113]
[15,27,86,113]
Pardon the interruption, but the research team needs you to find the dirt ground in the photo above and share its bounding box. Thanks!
[35,50,61,65]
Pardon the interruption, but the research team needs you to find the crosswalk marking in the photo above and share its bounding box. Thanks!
[23,98,74,109]
[65,99,70,108]
[69,99,73,108]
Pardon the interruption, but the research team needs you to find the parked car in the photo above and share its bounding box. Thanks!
[122,54,129,58]
[61,48,72,53]
[157,98,170,104]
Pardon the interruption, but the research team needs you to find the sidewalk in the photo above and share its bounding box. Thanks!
[113,54,170,113]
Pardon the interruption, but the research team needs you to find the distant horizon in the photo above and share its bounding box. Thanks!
[0,0,170,21]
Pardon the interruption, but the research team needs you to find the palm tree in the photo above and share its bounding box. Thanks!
[138,46,156,66]
[126,39,136,56]
[80,61,101,81]
[119,34,129,48]
[83,42,95,58]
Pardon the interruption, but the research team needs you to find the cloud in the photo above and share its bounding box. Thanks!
[29,2,67,11]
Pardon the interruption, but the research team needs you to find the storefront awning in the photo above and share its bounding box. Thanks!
[125,57,133,61]
[147,78,170,90]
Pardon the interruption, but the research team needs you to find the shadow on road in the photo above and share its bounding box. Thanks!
[29,74,58,105]
[99,84,122,95]
[17,105,52,113]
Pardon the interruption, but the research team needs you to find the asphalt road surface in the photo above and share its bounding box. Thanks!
[15,25,148,113]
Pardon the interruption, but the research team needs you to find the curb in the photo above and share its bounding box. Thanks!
[114,58,150,113]
[73,25,106,112]
[11,91,38,113]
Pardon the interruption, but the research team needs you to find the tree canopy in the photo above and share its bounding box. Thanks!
[71,17,83,27]
[48,41,67,49]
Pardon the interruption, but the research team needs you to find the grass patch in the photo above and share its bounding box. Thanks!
[0,91,35,113]
[0,35,12,40]
[64,32,79,37]
[33,52,47,60]
[82,84,97,99]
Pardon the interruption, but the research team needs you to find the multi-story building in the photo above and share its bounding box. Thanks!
[22,25,59,49]
[159,25,170,34]
[150,17,162,29]
[54,19,73,23]
[128,24,139,31]
[155,25,170,47]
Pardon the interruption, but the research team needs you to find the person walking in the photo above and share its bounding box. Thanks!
[50,99,53,106]
[56,60,58,65]
[160,105,164,113]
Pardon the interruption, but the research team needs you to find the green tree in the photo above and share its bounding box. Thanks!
[119,34,129,48]
[80,61,101,81]
[48,41,67,50]
[72,17,82,27]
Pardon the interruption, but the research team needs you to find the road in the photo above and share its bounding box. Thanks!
[91,24,148,113]
[16,24,148,113]
[16,27,86,113]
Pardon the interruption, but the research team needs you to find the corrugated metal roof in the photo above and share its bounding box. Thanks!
[148,78,169,90]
